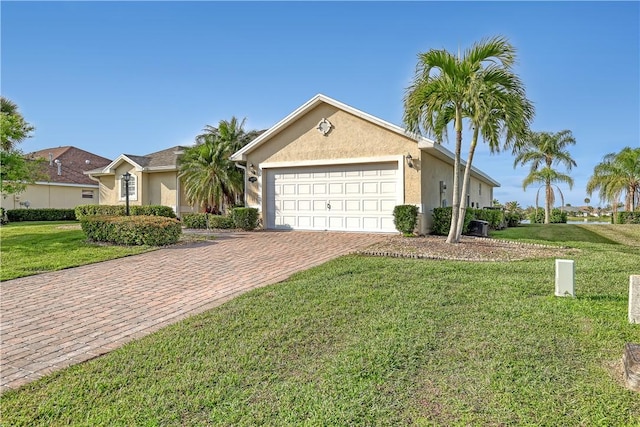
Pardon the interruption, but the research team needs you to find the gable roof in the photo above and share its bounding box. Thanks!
[88,146,188,175]
[230,94,500,187]
[27,146,112,186]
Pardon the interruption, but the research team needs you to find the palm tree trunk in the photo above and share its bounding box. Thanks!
[455,128,479,240]
[446,107,463,243]
[545,181,552,224]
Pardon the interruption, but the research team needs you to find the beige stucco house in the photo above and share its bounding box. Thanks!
[231,94,499,234]
[85,146,197,216]
[1,146,112,210]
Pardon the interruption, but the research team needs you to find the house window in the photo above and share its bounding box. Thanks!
[479,183,482,196]
[120,174,137,200]
[82,190,94,199]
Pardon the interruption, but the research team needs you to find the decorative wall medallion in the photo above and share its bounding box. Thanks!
[316,118,333,136]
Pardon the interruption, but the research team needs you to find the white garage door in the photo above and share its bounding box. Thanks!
[266,162,400,232]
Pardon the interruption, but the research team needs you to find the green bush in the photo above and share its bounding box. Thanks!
[431,207,474,236]
[6,208,77,222]
[528,208,568,224]
[505,212,521,227]
[469,208,505,229]
[231,208,259,231]
[81,215,182,246]
[75,205,175,220]
[393,205,419,236]
[182,213,234,229]
[617,211,640,224]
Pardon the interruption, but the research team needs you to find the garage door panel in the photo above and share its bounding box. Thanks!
[298,184,311,194]
[298,200,311,210]
[313,183,327,194]
[329,217,344,228]
[268,162,399,232]
[345,200,360,211]
[362,182,378,193]
[363,200,378,211]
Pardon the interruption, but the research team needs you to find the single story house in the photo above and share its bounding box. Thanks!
[85,146,197,216]
[1,146,112,210]
[231,94,500,234]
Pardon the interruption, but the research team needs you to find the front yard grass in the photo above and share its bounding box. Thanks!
[1,224,639,425]
[0,221,155,281]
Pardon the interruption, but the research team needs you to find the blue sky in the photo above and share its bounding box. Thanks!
[2,1,638,207]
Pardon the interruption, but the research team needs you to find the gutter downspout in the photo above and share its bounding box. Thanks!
[86,173,102,205]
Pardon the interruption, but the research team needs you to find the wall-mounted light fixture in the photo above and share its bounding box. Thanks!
[406,153,414,169]
[249,163,257,176]
[439,181,447,194]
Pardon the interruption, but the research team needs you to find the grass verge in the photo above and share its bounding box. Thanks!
[0,222,155,281]
[1,225,639,425]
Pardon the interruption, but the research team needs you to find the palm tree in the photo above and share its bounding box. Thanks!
[403,36,532,243]
[1,97,35,151]
[587,147,640,220]
[178,117,258,213]
[513,130,577,224]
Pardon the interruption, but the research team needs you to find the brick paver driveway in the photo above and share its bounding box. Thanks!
[0,231,385,392]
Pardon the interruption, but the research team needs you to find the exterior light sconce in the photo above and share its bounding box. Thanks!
[249,163,257,176]
[406,153,414,169]
[439,181,447,194]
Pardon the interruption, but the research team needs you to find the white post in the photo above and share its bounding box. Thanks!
[555,259,575,297]
[630,275,640,324]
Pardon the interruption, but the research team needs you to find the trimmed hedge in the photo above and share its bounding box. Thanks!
[468,208,505,230]
[393,205,419,236]
[182,213,234,229]
[431,207,474,236]
[617,211,640,224]
[231,208,259,231]
[75,204,176,220]
[6,208,77,222]
[80,215,182,246]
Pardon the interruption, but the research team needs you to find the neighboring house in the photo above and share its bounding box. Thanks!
[85,146,197,216]
[1,146,111,210]
[231,94,500,233]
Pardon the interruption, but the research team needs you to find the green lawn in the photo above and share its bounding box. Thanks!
[1,224,639,425]
[0,221,155,281]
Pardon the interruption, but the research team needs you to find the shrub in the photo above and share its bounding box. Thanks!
[81,215,182,246]
[231,208,259,231]
[431,207,474,236]
[6,208,76,222]
[0,207,7,225]
[469,208,505,229]
[528,208,568,224]
[505,212,521,227]
[393,205,419,236]
[617,211,640,224]
[75,205,175,220]
[182,213,234,229]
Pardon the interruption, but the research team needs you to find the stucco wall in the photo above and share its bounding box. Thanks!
[1,184,99,210]
[146,172,177,210]
[245,104,422,210]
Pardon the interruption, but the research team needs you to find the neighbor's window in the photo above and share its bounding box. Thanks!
[120,174,137,200]
[81,190,94,199]
[479,183,482,196]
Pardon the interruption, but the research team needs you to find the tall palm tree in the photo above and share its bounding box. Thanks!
[513,130,577,224]
[403,36,532,243]
[178,117,258,213]
[587,147,640,220]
